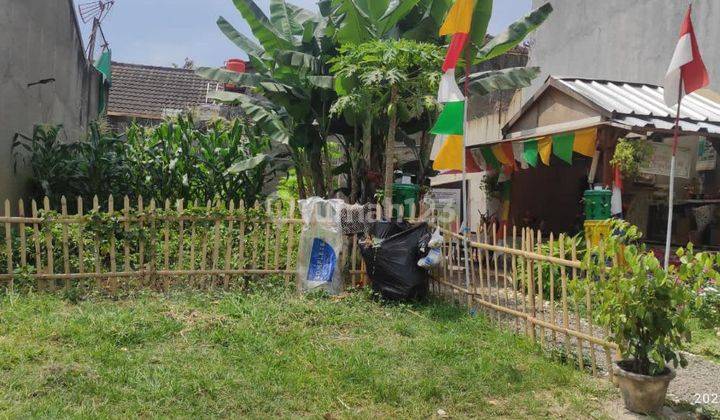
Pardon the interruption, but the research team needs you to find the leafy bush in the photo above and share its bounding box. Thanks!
[580,220,706,376]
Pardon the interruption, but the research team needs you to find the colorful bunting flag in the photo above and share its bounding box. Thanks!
[538,137,552,165]
[431,101,465,135]
[491,144,512,166]
[439,0,475,35]
[523,140,539,167]
[552,132,574,164]
[433,135,464,170]
[573,128,598,157]
[442,33,469,72]
[438,70,465,103]
[512,141,528,169]
[480,147,501,171]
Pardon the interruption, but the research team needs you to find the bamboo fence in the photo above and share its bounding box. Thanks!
[0,195,369,293]
[432,222,620,379]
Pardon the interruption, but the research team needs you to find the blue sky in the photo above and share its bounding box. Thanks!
[75,0,532,67]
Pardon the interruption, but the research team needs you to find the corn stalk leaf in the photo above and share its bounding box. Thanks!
[477,3,553,63]
[464,66,541,96]
[227,154,270,173]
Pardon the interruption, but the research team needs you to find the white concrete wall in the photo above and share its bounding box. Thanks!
[527,0,720,96]
[0,0,102,204]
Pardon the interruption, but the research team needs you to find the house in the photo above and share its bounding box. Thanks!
[106,62,220,128]
[0,0,104,203]
[467,76,720,253]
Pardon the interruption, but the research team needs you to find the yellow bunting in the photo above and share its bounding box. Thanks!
[433,135,464,171]
[573,128,598,157]
[538,136,552,165]
[439,0,475,35]
[491,144,512,166]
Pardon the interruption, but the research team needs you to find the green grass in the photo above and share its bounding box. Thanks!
[0,285,616,418]
[687,319,720,363]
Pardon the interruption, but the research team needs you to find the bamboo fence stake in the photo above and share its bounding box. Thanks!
[238,200,246,273]
[559,234,572,360]
[148,199,158,287]
[548,233,557,344]
[502,225,509,322]
[123,196,131,273]
[511,226,519,331]
[263,203,271,270]
[251,202,260,269]
[92,196,100,288]
[351,233,358,287]
[527,229,536,342]
[594,241,605,377]
[572,240,585,371]
[18,199,26,268]
[44,197,55,290]
[474,226,485,306]
[199,201,210,286]
[483,225,492,315]
[224,200,235,289]
[4,200,13,291]
[521,228,528,335]
[492,224,501,322]
[536,230,545,347]
[108,195,118,292]
[283,203,296,286]
[31,201,43,286]
[137,196,146,285]
[272,201,282,271]
[211,200,222,286]
[177,199,185,272]
[163,199,171,291]
[61,196,70,290]
[76,197,84,287]
[188,201,197,287]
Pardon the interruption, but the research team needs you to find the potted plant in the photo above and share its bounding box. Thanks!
[582,221,706,414]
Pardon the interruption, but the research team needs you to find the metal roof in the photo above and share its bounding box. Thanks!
[556,78,720,122]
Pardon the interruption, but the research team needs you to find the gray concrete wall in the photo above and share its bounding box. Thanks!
[527,0,720,97]
[0,0,102,204]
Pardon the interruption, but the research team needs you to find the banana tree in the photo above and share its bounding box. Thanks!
[197,0,337,198]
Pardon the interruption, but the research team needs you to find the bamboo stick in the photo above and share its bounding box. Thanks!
[123,196,131,273]
[44,197,55,290]
[527,229,536,341]
[76,197,83,286]
[224,200,235,289]
[272,201,282,272]
[594,241,604,378]
[137,196,146,285]
[92,196,100,288]
[572,240,585,371]
[32,200,43,286]
[238,200,246,274]
[536,230,545,347]
[163,199,171,291]
[263,203,271,270]
[511,226,519,331]
[211,200,222,286]
[251,202,260,270]
[474,225,485,307]
[492,224,501,322]
[548,233,557,345]
[188,200,197,287]
[18,199,26,269]
[559,234,572,361]
[177,199,185,271]
[199,201,210,286]
[4,200,12,290]
[108,195,117,292]
[502,225,509,324]
[61,196,70,290]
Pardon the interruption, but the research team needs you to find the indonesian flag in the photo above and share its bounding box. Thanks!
[664,5,709,107]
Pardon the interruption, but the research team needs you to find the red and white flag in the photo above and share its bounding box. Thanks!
[664,5,709,107]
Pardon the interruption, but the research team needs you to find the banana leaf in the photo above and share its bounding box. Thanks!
[269,0,304,38]
[274,50,321,73]
[469,0,493,46]
[377,0,421,35]
[227,154,270,174]
[464,66,541,96]
[196,67,268,86]
[477,3,553,63]
[231,0,294,52]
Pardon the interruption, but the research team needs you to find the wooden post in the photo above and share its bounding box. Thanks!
[61,196,70,290]
[4,200,13,291]
[44,197,55,290]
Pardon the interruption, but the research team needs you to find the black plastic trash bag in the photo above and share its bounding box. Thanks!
[359,221,431,300]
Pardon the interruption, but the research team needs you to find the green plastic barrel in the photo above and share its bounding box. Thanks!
[392,184,420,218]
[583,189,612,221]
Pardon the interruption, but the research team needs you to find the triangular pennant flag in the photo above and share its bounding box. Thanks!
[491,144,512,166]
[439,0,475,35]
[470,148,486,170]
[538,136,552,165]
[523,140,539,167]
[501,143,517,170]
[433,135,464,170]
[573,128,597,157]
[466,149,483,172]
[431,101,464,135]
[512,141,528,169]
[480,147,501,171]
[438,70,465,103]
[430,135,447,160]
[552,132,574,164]
[442,33,469,72]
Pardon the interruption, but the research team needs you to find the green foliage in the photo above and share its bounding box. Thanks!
[0,289,615,417]
[580,220,705,376]
[126,116,290,206]
[538,234,585,301]
[610,137,653,178]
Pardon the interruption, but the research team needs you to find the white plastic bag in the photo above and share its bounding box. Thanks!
[296,198,346,294]
[428,227,444,249]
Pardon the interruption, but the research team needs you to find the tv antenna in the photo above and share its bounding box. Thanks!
[78,1,115,62]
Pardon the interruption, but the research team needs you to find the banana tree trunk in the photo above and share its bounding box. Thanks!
[307,144,327,197]
[384,86,398,218]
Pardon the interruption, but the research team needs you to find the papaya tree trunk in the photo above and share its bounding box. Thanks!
[360,113,373,203]
[384,86,398,218]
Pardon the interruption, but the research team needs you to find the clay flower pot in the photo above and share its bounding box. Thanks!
[612,361,676,414]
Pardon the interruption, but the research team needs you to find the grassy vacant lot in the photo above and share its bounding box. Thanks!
[688,319,720,363]
[0,285,616,418]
